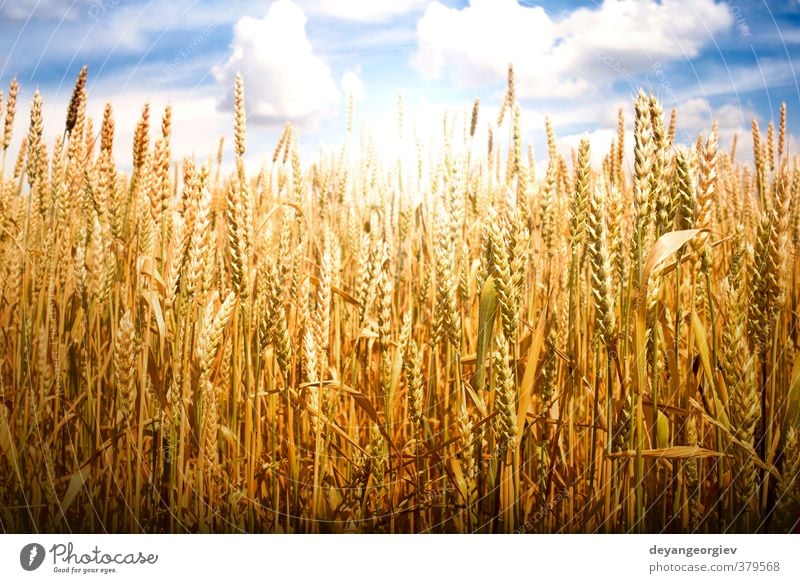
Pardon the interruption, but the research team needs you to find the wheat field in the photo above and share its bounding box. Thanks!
[0,66,797,534]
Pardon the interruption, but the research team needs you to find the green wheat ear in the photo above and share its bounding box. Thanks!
[656,411,670,449]
[474,275,497,394]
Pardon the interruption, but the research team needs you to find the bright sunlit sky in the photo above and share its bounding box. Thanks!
[1,0,799,169]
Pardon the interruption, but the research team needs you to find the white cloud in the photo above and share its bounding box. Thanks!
[675,97,753,151]
[341,70,365,101]
[0,0,88,20]
[298,0,429,22]
[213,0,338,126]
[413,0,733,99]
[2,82,229,177]
[674,58,800,102]
[555,99,754,170]
[557,129,621,166]
[86,1,250,52]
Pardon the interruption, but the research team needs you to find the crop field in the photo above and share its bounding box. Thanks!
[0,66,797,533]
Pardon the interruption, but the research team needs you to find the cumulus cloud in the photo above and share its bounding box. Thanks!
[341,70,365,101]
[298,0,429,22]
[675,97,753,150]
[413,0,733,98]
[557,129,622,167]
[213,0,338,126]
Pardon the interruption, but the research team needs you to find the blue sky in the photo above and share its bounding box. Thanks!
[0,0,798,168]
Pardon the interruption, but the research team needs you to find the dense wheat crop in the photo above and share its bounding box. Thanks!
[0,67,798,533]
